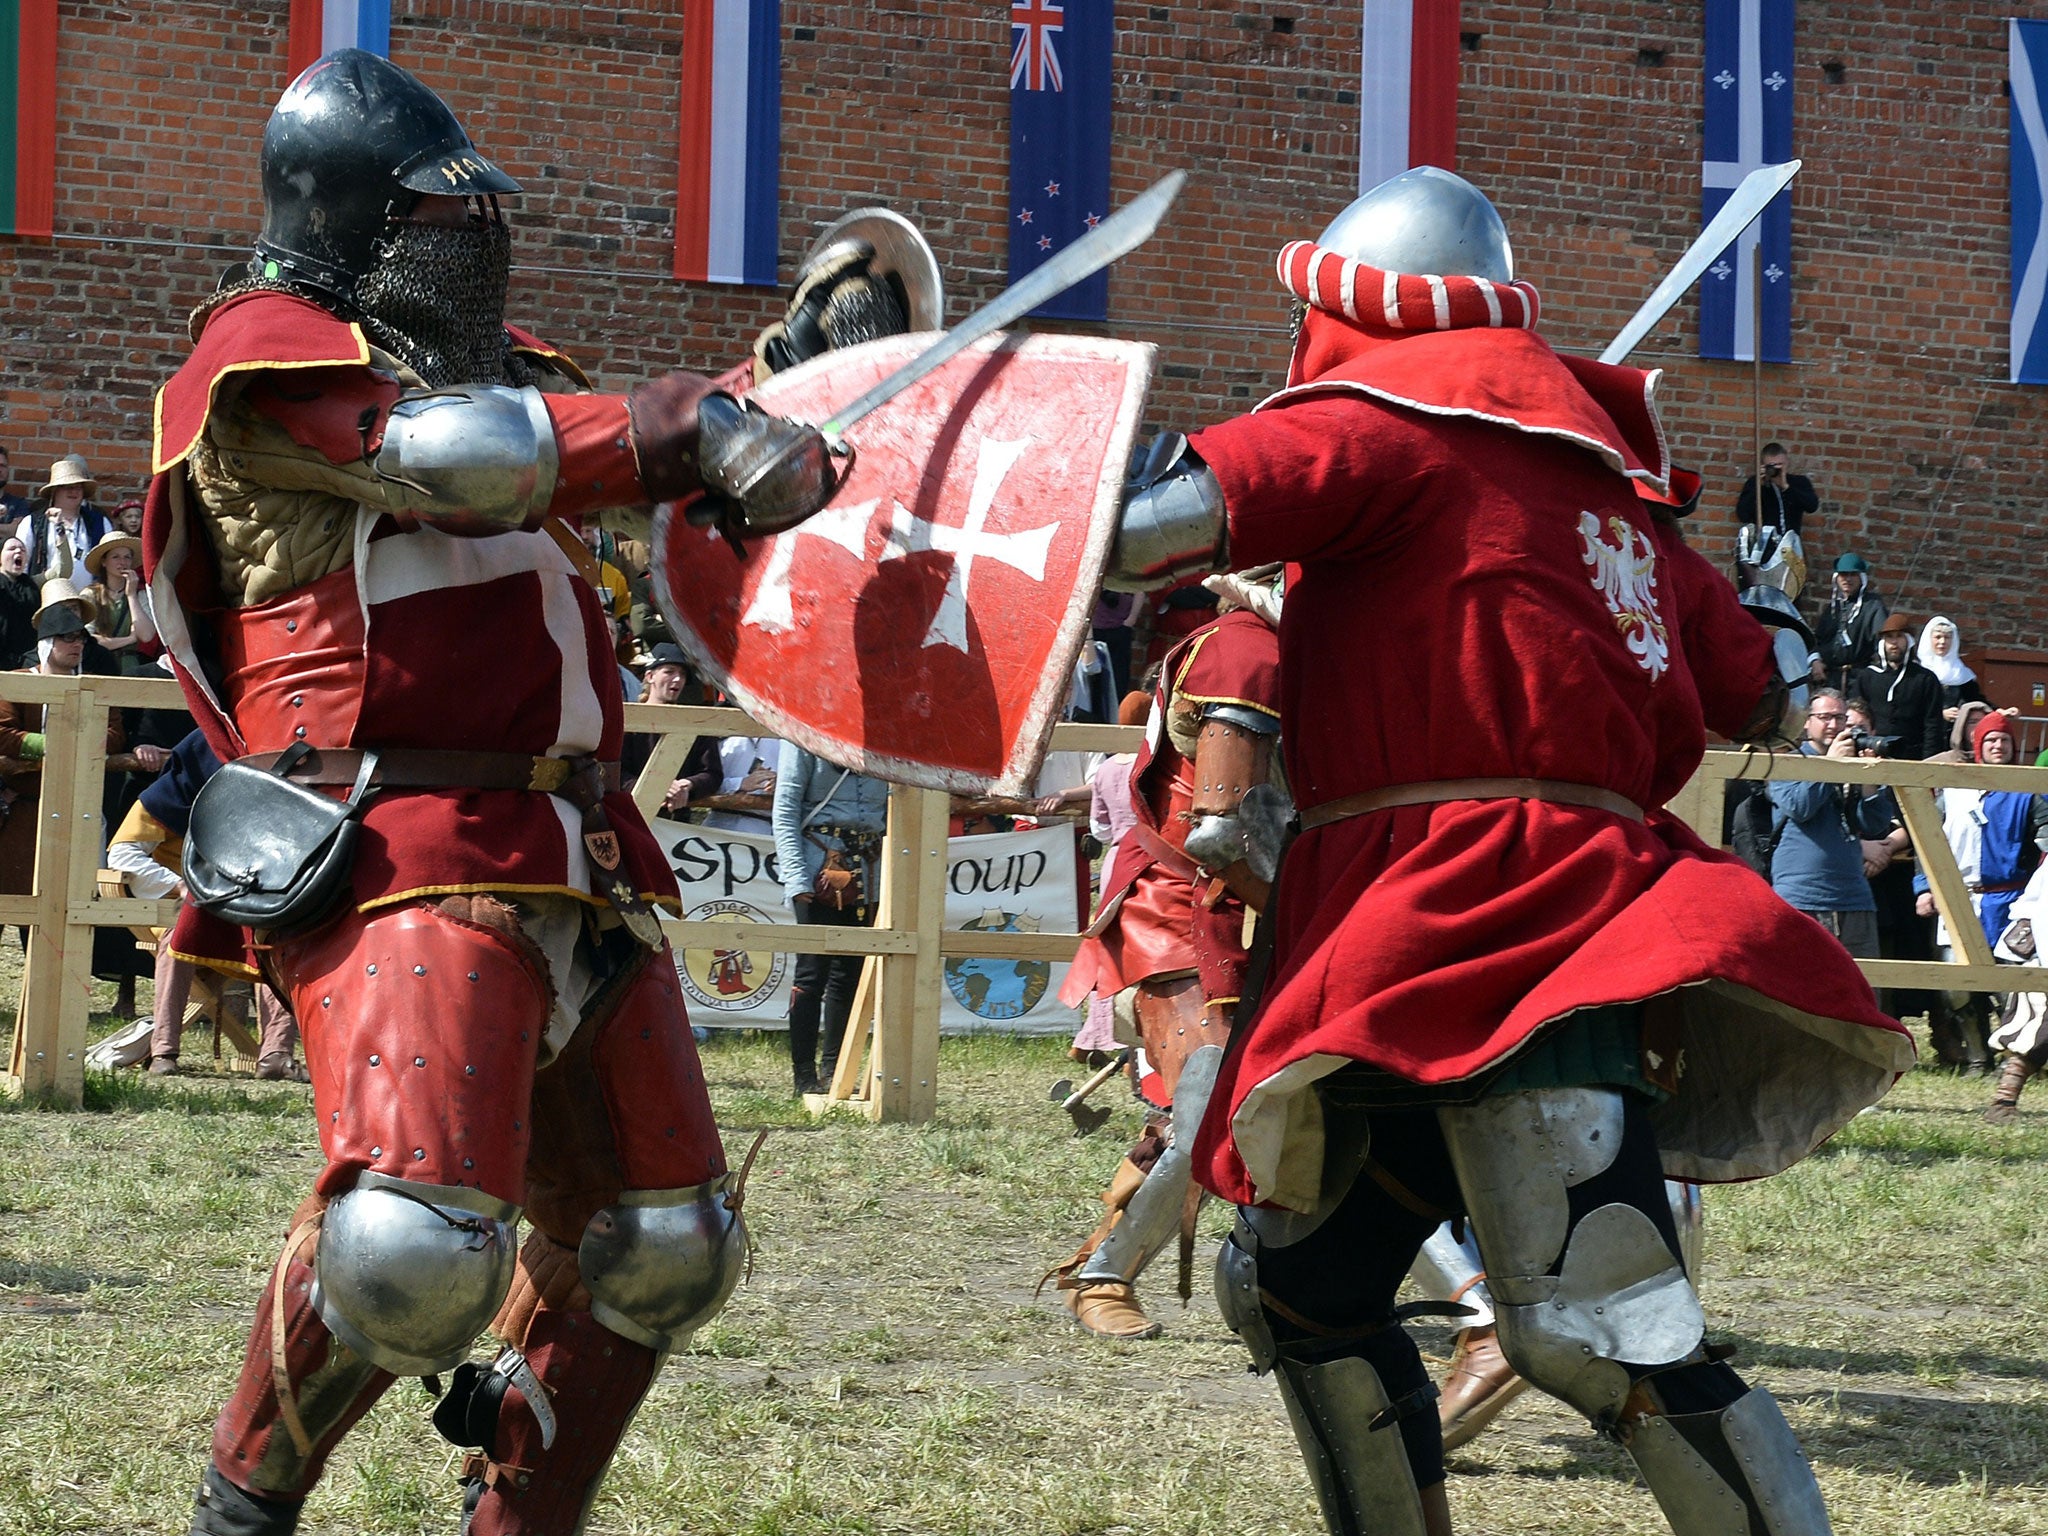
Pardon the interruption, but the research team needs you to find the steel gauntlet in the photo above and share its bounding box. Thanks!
[689,393,841,536]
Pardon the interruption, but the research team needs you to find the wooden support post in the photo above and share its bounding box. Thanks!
[1666,764,1723,845]
[809,958,879,1111]
[8,688,89,1103]
[866,785,948,1122]
[628,731,693,822]
[1893,785,1998,970]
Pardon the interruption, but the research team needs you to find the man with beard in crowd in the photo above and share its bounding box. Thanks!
[144,50,910,1536]
[1849,612,1947,760]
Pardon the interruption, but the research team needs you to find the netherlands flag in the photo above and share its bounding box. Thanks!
[286,0,390,79]
[1356,0,1460,195]
[674,0,780,287]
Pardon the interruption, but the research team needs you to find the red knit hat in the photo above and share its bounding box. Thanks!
[1974,709,2017,761]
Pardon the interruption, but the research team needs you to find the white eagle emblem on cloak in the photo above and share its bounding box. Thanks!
[1578,511,1670,681]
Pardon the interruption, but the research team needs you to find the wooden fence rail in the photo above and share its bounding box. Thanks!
[7,675,2046,1112]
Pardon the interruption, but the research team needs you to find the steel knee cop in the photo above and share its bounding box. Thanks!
[312,1172,520,1376]
[1439,1089,1704,1423]
[577,1176,745,1351]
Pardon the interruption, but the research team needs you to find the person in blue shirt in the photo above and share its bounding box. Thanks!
[770,743,889,1094]
[1766,688,1892,958]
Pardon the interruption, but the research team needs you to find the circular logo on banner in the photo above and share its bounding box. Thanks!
[943,908,1050,1022]
[675,899,789,1013]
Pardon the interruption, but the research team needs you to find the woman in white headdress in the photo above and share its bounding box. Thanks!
[1917,614,1987,721]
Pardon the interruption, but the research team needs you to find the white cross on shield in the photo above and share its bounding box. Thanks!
[652,332,1154,795]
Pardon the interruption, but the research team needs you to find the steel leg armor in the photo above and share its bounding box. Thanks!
[1215,1227,1439,1536]
[1440,1088,1830,1535]
[1075,1044,1222,1286]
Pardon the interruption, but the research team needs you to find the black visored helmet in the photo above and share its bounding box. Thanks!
[252,48,520,307]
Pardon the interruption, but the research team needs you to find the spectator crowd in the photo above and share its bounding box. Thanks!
[1724,435,2048,1123]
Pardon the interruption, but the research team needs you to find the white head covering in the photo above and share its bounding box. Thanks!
[1915,614,1974,688]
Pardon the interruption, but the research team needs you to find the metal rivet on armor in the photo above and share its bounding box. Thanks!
[465,1064,475,1075]
[464,1158,474,1169]
[332,1111,338,1122]
[614,437,626,450]
[371,1146,382,1157]
[414,1148,425,1160]
[513,1121,521,1131]
[322,996,331,1008]
[367,964,377,975]
[291,695,303,707]
[666,1127,675,1137]
[516,1474,529,1489]
[285,620,297,633]
[293,725,307,739]
[414,1056,426,1067]
[414,964,427,975]
[641,1028,651,1040]
[468,972,479,982]
[369,1054,381,1066]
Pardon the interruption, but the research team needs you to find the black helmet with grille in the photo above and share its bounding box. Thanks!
[252,49,519,307]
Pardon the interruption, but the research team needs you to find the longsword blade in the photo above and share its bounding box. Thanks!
[1599,158,1801,366]
[819,170,1188,443]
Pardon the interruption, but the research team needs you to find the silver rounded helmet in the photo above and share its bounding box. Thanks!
[1316,166,1514,283]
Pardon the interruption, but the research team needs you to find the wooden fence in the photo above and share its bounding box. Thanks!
[6,672,2046,1114]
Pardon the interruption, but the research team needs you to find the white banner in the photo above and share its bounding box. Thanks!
[652,816,1080,1036]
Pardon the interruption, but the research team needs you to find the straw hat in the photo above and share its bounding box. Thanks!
[83,529,142,582]
[32,576,98,631]
[38,455,95,499]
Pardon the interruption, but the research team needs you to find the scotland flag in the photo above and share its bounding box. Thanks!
[2011,19,2048,384]
[1008,0,1113,321]
[1700,0,1794,363]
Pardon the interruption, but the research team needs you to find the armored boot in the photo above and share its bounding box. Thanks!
[190,1209,396,1535]
[1043,1150,1162,1340]
[1984,1052,2040,1125]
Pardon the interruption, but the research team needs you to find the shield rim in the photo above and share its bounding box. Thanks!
[653,329,1155,797]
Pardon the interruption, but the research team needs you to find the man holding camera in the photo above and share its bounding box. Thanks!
[1733,441,1817,598]
[1763,688,1902,959]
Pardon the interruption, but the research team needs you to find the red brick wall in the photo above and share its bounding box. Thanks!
[3,1,2042,650]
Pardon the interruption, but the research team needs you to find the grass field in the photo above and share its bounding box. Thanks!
[1,1011,2044,1535]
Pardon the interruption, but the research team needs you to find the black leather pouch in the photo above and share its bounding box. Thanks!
[184,744,378,934]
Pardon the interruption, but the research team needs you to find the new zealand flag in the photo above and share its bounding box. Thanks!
[1008,0,1113,321]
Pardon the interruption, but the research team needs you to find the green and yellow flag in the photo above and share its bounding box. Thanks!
[0,0,56,238]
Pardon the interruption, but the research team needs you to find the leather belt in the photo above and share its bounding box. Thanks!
[1298,777,1647,832]
[242,748,623,802]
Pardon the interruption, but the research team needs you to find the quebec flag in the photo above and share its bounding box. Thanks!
[1699,0,1794,363]
[2011,19,2048,384]
[1008,0,1113,321]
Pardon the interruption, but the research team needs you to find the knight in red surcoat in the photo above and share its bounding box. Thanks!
[147,51,907,1536]
[1100,167,1914,1536]
[1044,568,1283,1340]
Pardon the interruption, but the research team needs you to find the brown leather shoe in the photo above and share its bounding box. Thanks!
[1064,1281,1162,1341]
[257,1053,309,1083]
[146,1056,180,1077]
[1438,1325,1527,1450]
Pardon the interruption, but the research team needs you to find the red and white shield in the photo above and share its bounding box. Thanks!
[653,332,1154,795]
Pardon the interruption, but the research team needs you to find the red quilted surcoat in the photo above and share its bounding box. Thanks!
[1185,307,1914,1212]
[143,292,679,959]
